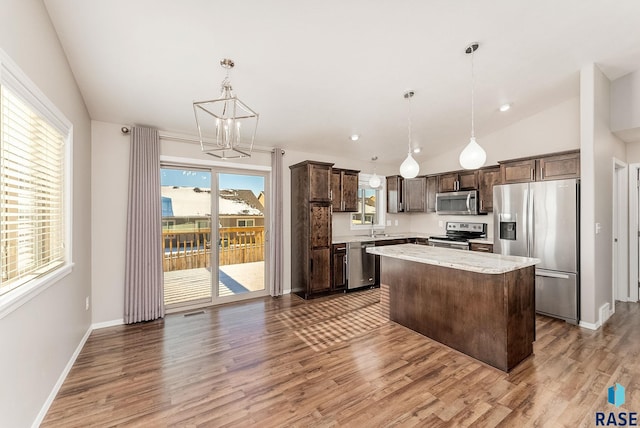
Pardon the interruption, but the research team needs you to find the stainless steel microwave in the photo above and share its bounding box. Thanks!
[435,190,479,215]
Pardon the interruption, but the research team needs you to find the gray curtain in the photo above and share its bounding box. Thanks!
[124,126,164,323]
[270,148,284,296]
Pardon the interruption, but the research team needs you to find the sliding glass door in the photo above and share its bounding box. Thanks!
[161,167,213,308]
[217,173,266,298]
[161,166,268,310]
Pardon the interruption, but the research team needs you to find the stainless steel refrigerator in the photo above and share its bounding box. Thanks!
[493,179,580,324]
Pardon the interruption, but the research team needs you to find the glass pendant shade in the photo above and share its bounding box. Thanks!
[400,152,419,178]
[368,173,381,188]
[459,137,487,170]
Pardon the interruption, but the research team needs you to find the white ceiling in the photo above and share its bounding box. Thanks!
[43,0,640,165]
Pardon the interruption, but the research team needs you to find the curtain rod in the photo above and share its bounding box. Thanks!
[120,126,281,155]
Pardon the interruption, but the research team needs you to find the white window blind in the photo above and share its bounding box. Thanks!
[0,85,66,295]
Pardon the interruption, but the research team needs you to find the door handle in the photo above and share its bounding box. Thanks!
[536,271,570,279]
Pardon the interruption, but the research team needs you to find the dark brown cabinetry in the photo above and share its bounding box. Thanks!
[404,177,427,212]
[500,159,536,184]
[386,175,404,213]
[290,161,334,298]
[470,242,494,253]
[538,152,580,181]
[438,170,478,192]
[331,168,360,212]
[426,175,438,213]
[477,166,501,213]
[500,150,580,184]
[331,243,347,290]
[386,175,435,213]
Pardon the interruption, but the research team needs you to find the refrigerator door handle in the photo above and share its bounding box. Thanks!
[528,187,534,257]
[536,270,571,280]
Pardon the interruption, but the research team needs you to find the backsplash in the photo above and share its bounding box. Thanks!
[332,211,494,239]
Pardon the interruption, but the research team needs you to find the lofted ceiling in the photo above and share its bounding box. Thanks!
[43,0,640,165]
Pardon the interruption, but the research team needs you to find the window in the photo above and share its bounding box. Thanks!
[237,219,254,227]
[351,174,385,229]
[0,51,72,308]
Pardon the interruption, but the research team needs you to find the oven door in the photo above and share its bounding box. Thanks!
[435,191,478,215]
[428,239,470,251]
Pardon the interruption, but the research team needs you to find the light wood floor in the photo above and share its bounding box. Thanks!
[42,290,640,427]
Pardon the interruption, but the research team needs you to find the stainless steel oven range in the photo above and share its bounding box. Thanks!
[428,222,487,250]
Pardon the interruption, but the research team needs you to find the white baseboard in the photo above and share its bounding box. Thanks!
[92,318,124,330]
[32,325,92,428]
[579,320,600,330]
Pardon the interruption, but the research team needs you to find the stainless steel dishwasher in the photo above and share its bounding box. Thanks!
[347,241,376,289]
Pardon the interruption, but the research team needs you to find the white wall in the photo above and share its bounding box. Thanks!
[410,97,580,241]
[611,69,640,143]
[419,97,580,174]
[580,64,626,326]
[0,0,92,426]
[91,121,407,323]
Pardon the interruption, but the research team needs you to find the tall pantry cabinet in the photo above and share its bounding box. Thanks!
[290,161,334,299]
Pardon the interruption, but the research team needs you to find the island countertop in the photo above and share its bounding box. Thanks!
[367,243,539,275]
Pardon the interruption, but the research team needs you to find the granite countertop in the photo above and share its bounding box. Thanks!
[467,238,494,244]
[332,232,434,244]
[366,243,538,274]
[332,233,494,245]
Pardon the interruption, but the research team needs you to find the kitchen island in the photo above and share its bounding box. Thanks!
[366,244,539,372]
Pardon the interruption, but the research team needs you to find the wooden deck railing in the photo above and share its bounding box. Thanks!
[162,226,265,272]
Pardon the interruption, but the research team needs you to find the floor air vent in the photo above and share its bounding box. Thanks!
[183,310,205,317]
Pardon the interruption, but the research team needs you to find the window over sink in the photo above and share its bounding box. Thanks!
[350,173,385,230]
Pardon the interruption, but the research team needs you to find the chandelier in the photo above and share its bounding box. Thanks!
[193,59,259,159]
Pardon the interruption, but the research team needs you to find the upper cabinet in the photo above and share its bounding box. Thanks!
[500,150,580,184]
[331,168,360,212]
[387,175,404,213]
[386,175,433,213]
[426,175,439,213]
[306,161,333,201]
[500,159,536,184]
[477,166,501,213]
[404,177,427,212]
[538,152,580,181]
[438,170,478,192]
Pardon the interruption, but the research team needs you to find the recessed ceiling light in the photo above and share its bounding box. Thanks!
[350,134,360,141]
[499,103,511,112]
[413,147,421,154]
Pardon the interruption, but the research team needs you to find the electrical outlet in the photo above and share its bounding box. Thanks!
[85,296,90,311]
[386,220,391,226]
[439,220,444,228]
[394,220,399,226]
[595,222,601,234]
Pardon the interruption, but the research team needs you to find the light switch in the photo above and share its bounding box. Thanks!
[394,220,399,226]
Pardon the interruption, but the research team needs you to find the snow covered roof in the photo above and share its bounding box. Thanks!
[161,187,263,217]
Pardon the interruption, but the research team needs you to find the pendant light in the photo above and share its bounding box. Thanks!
[399,90,419,178]
[459,43,487,170]
[193,58,259,159]
[368,156,381,188]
